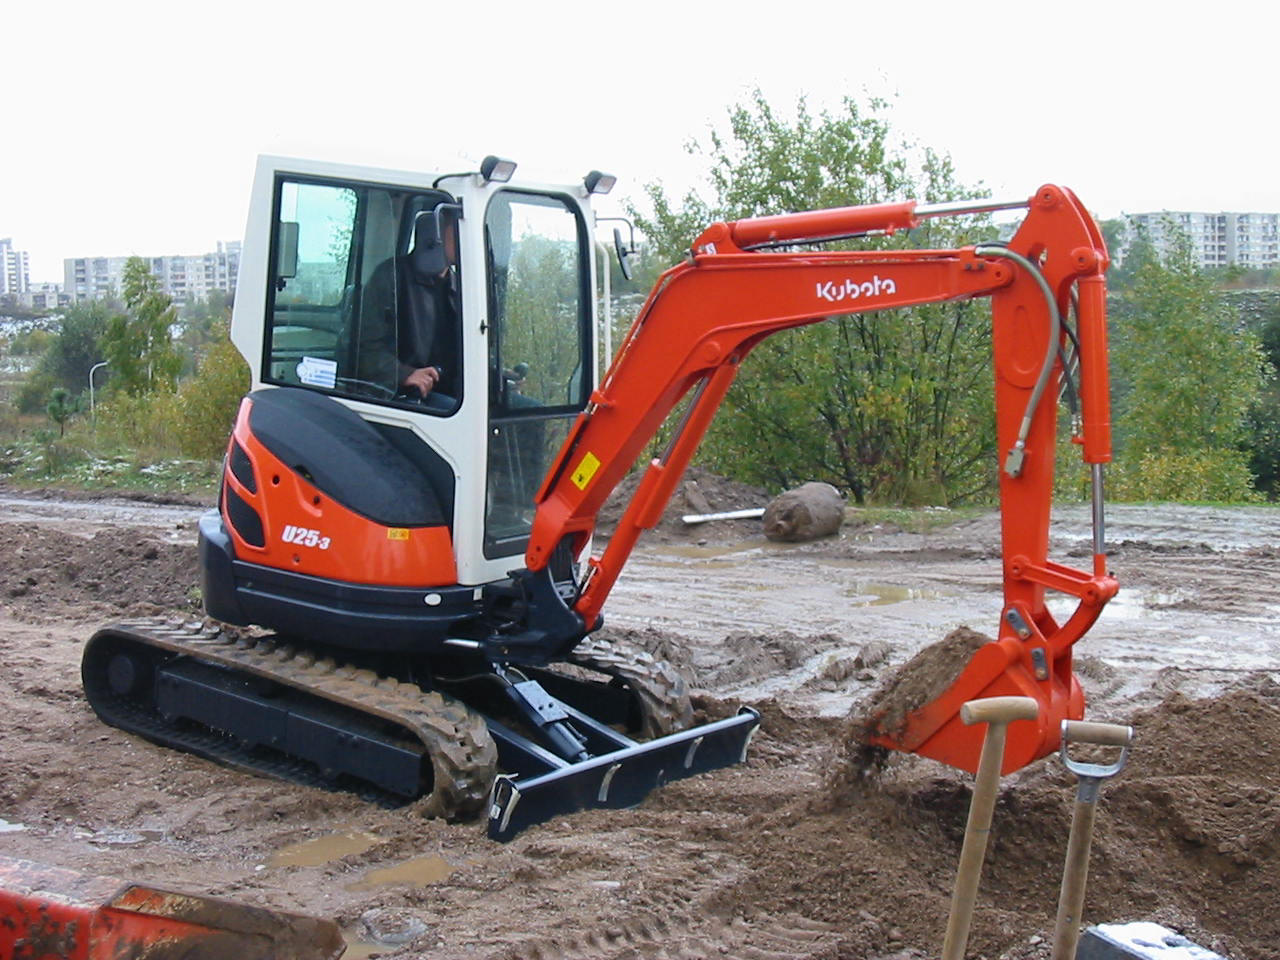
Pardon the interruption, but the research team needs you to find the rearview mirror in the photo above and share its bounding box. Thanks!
[613,228,634,282]
[276,221,299,280]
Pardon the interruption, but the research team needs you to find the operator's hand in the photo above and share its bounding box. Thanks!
[402,366,440,397]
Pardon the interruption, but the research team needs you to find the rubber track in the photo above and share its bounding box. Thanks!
[569,636,694,739]
[84,618,497,819]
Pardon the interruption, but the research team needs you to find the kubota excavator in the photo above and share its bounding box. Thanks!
[80,155,1117,841]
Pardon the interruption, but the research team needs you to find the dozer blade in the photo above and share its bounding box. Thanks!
[864,634,1084,776]
[0,855,344,960]
[487,707,760,841]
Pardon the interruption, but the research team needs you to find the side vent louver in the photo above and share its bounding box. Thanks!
[225,486,266,548]
[229,440,257,493]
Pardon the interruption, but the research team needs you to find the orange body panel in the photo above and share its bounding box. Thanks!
[223,398,457,589]
[528,184,1117,776]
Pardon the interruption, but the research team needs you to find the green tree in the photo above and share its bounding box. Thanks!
[176,290,234,373]
[46,387,80,436]
[1110,230,1264,501]
[14,304,110,414]
[633,91,997,504]
[102,258,182,396]
[1245,296,1280,498]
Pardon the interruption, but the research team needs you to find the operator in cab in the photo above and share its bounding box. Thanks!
[355,205,461,412]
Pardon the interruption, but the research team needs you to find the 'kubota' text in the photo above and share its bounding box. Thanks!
[816,275,897,303]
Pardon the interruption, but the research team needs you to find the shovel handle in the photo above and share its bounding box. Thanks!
[960,696,1041,727]
[1062,720,1132,748]
[942,697,1039,960]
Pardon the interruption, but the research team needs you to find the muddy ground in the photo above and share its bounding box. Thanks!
[1,485,1279,959]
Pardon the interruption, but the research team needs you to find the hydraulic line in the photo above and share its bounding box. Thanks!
[975,253,1108,563]
[975,244,1061,477]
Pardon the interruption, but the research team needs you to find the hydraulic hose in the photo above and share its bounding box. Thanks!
[974,244,1061,477]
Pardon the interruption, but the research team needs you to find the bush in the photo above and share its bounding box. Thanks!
[16,370,57,414]
[1108,447,1262,503]
[91,325,249,462]
[171,329,250,459]
[93,390,182,456]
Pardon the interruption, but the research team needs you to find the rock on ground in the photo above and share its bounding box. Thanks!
[763,482,845,542]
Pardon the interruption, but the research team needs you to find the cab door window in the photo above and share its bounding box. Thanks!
[483,191,591,555]
[265,177,462,414]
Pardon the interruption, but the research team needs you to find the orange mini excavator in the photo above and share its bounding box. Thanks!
[82,157,1116,840]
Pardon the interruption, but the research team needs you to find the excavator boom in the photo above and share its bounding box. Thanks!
[520,184,1117,775]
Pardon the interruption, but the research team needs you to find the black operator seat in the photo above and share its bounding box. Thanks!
[246,387,445,528]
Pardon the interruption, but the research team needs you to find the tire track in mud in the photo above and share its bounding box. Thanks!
[494,913,840,960]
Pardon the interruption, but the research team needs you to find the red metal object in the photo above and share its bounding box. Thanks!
[0,856,344,960]
[527,184,1117,776]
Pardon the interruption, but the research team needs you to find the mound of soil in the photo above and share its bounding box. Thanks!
[853,626,991,739]
[0,525,200,621]
[702,679,1280,960]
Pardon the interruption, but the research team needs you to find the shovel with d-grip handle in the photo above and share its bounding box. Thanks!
[941,696,1040,960]
[1051,719,1134,960]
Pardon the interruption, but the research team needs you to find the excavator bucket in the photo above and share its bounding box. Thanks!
[0,856,344,960]
[859,621,1099,775]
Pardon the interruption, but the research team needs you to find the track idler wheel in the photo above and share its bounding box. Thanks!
[570,635,694,738]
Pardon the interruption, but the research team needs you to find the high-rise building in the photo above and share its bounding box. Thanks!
[0,238,31,297]
[63,242,241,304]
[1123,212,1280,269]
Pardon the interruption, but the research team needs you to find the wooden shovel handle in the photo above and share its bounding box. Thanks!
[960,696,1040,728]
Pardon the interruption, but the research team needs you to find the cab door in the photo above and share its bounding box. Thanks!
[481,189,595,561]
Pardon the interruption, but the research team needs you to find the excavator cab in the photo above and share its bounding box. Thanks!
[227,158,596,589]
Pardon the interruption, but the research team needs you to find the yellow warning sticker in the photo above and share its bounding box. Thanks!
[571,452,601,490]
[386,528,410,541]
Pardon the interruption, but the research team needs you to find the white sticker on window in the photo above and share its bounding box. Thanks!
[297,356,337,389]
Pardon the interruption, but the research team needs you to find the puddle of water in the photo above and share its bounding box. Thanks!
[844,582,945,606]
[656,540,771,561]
[0,818,27,834]
[270,829,380,868]
[88,829,164,846]
[346,855,454,891]
[1050,589,1188,623]
[340,939,383,960]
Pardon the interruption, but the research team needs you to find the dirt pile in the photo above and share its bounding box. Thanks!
[852,626,991,740]
[697,680,1280,960]
[0,524,200,621]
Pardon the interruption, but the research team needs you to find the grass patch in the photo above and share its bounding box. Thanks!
[0,432,219,498]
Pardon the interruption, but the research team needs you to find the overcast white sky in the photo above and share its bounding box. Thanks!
[4,1,1276,282]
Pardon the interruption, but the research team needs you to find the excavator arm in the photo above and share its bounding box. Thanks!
[509,184,1117,777]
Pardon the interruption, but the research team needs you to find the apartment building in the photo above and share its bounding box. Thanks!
[63,241,241,304]
[23,282,70,310]
[0,238,31,297]
[1124,212,1280,269]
